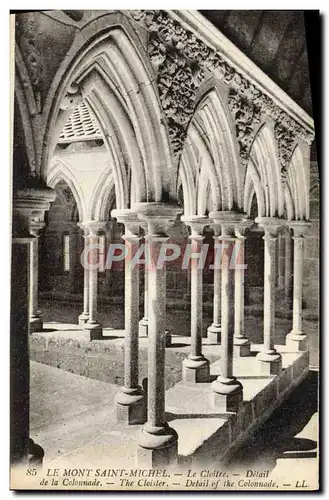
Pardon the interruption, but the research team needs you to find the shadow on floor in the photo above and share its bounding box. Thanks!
[228,370,318,469]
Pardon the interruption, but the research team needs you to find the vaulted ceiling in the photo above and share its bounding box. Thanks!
[200,10,312,117]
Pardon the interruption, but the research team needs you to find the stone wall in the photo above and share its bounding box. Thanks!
[303,160,320,318]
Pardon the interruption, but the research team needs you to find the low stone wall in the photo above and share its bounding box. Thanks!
[176,350,310,467]
[29,333,219,391]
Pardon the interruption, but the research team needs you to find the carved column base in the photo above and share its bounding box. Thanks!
[29,316,43,334]
[207,324,221,344]
[285,332,308,352]
[137,424,178,468]
[256,350,282,375]
[84,322,103,341]
[211,376,243,412]
[139,318,148,337]
[233,337,251,357]
[115,387,146,425]
[182,355,210,383]
[78,312,89,327]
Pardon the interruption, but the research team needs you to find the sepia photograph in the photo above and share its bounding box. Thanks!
[9,8,320,491]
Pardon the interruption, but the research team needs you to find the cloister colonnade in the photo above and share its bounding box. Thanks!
[12,10,315,467]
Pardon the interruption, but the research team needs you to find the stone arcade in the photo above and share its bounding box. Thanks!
[11,10,318,469]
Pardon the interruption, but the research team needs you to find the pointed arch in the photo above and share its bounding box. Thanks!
[286,144,310,220]
[47,159,85,220]
[90,168,116,221]
[243,162,265,218]
[178,87,241,216]
[249,122,284,217]
[42,17,175,206]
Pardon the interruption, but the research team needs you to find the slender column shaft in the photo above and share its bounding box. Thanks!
[181,216,210,383]
[233,224,252,357]
[255,218,282,375]
[83,264,89,315]
[78,227,90,325]
[139,233,149,337]
[83,221,104,340]
[68,229,78,294]
[146,237,167,428]
[210,212,244,412]
[278,232,285,289]
[123,235,140,389]
[207,235,222,343]
[263,233,276,352]
[285,222,309,351]
[111,210,146,425]
[143,266,149,322]
[285,228,293,305]
[88,234,99,324]
[220,237,235,377]
[136,203,180,467]
[292,235,304,333]
[29,222,44,333]
[234,237,244,339]
[213,261,221,326]
[190,236,204,358]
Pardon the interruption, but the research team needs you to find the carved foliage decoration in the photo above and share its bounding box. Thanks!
[228,90,261,164]
[131,10,214,158]
[274,123,297,181]
[129,10,314,162]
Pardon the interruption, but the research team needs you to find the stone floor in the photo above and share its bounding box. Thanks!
[29,353,318,489]
[39,298,319,368]
[24,299,319,490]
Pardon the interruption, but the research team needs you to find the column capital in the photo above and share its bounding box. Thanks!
[29,220,45,237]
[255,217,285,237]
[111,209,141,237]
[132,202,182,237]
[289,220,312,238]
[13,187,56,238]
[209,211,247,238]
[235,219,253,238]
[80,220,107,236]
[181,215,209,237]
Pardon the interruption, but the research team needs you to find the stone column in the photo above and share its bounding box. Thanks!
[134,202,181,468]
[207,227,221,344]
[29,221,45,334]
[82,221,105,341]
[181,216,210,382]
[11,187,55,466]
[255,217,283,375]
[277,230,285,289]
[68,223,79,294]
[284,226,293,308]
[139,224,148,337]
[111,209,146,425]
[233,221,253,357]
[78,225,90,326]
[286,221,310,351]
[210,212,244,412]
